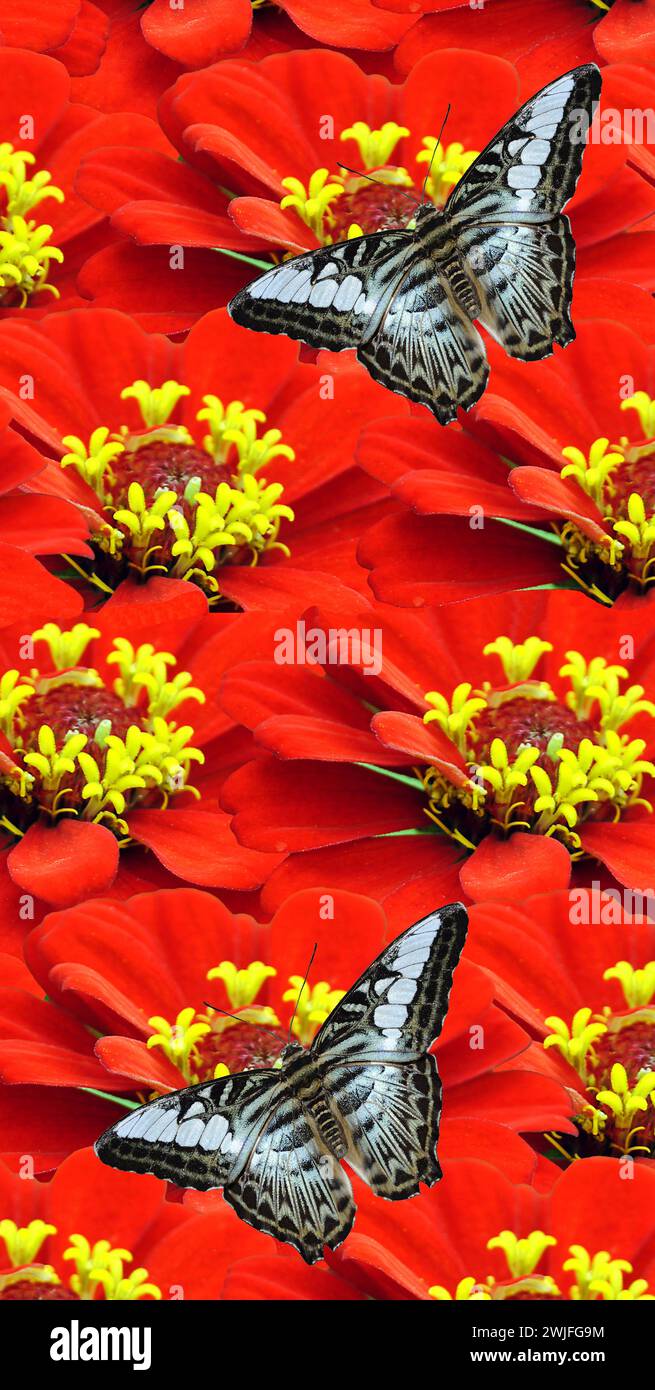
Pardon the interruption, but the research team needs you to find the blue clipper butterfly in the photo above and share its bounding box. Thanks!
[95,902,468,1264]
[228,65,601,425]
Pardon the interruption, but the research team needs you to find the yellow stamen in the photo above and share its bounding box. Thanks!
[543,1007,607,1080]
[63,1235,161,1301]
[424,682,488,754]
[603,960,655,1009]
[280,169,345,240]
[416,138,479,204]
[32,622,100,671]
[340,121,410,170]
[282,978,345,1045]
[0,1218,56,1266]
[147,1007,211,1083]
[484,636,553,684]
[621,390,655,439]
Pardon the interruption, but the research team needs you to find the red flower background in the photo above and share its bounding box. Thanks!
[0,0,654,1304]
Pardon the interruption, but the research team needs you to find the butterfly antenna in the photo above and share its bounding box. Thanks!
[421,102,451,204]
[202,1000,280,1033]
[287,943,318,1044]
[337,163,418,206]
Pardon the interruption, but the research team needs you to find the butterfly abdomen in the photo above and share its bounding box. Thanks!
[284,1052,349,1158]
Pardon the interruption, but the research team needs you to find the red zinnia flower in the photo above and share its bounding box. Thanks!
[0,48,176,318]
[0,582,281,912]
[74,47,649,297]
[0,1145,258,1300]
[0,886,571,1173]
[219,589,655,921]
[0,306,401,607]
[468,885,655,1162]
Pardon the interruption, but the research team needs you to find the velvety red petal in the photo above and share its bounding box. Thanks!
[579,819,655,891]
[222,1254,364,1300]
[261,835,464,932]
[0,1088,118,1172]
[77,243,251,332]
[459,832,571,904]
[7,819,119,908]
[223,759,421,852]
[127,808,283,887]
[360,513,563,605]
[268,888,387,1006]
[142,0,252,66]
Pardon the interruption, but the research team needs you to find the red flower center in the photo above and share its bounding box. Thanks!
[330,183,421,236]
[113,441,232,503]
[0,1278,78,1301]
[200,1022,288,1076]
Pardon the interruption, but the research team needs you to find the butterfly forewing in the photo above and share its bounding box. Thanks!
[448,64,601,227]
[311,901,468,1063]
[229,230,413,351]
[94,1068,280,1190]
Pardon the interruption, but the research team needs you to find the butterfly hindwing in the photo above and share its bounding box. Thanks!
[326,1054,442,1200]
[94,1068,280,1190]
[459,216,576,359]
[357,257,489,424]
[228,230,413,351]
[223,1092,356,1264]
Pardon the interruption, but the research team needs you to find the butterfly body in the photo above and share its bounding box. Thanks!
[229,65,601,424]
[96,902,467,1264]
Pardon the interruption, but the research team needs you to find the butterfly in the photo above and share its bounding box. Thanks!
[95,902,468,1264]
[228,65,601,425]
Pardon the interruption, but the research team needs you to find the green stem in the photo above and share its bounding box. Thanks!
[213,246,274,271]
[80,1087,140,1111]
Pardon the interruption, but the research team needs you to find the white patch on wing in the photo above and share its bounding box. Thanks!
[309,278,337,308]
[388,979,417,1005]
[333,275,362,311]
[374,1004,408,1028]
[175,1118,206,1147]
[200,1114,230,1151]
[507,165,541,190]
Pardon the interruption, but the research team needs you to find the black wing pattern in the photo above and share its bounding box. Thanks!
[313,902,468,1063]
[94,1069,280,1189]
[224,1093,356,1263]
[446,64,601,359]
[228,230,414,351]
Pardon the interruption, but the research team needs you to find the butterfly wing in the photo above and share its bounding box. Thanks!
[223,1091,355,1264]
[356,256,488,423]
[94,1068,281,1190]
[228,230,413,351]
[311,903,467,1201]
[327,1054,442,1199]
[313,901,468,1063]
[446,64,601,360]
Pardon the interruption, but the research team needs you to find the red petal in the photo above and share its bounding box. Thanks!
[142,0,252,66]
[8,820,118,908]
[127,808,283,887]
[579,819,655,891]
[460,832,571,903]
[223,759,421,852]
